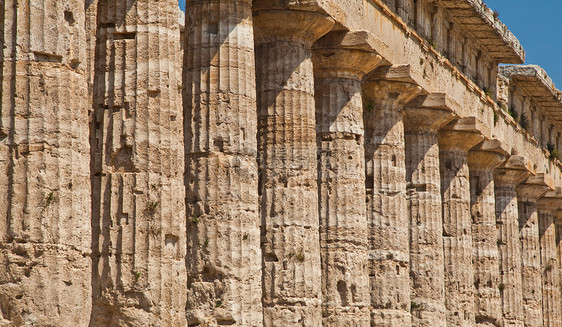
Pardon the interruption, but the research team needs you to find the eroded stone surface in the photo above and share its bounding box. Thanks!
[90,1,186,325]
[0,0,91,325]
[253,9,334,326]
[183,1,264,325]
[363,74,421,327]
[537,199,562,327]
[467,144,506,327]
[404,99,454,327]
[438,118,487,327]
[313,31,382,327]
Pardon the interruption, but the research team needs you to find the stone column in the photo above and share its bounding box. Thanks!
[363,65,423,327]
[537,190,562,327]
[312,31,383,326]
[403,94,456,327]
[438,117,490,327]
[556,213,562,318]
[184,0,263,325]
[467,140,509,327]
[86,0,98,97]
[517,174,554,327]
[0,1,91,325]
[90,1,186,325]
[494,156,533,327]
[253,5,334,326]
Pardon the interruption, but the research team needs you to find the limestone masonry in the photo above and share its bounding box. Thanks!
[2,0,562,326]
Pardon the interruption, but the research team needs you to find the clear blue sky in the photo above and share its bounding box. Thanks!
[178,0,561,87]
[487,0,562,87]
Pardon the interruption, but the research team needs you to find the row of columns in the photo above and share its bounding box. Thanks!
[184,4,562,327]
[2,1,562,326]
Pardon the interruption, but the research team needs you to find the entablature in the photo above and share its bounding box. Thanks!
[438,0,524,64]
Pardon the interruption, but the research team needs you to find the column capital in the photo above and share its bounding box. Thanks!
[494,155,535,186]
[467,139,510,170]
[517,173,555,202]
[363,65,424,109]
[253,9,335,45]
[438,117,491,152]
[313,31,386,79]
[404,93,458,132]
[537,187,562,211]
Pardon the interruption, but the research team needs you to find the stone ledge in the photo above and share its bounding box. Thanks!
[438,0,525,64]
[500,65,562,121]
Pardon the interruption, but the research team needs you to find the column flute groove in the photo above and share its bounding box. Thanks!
[253,5,334,326]
[0,1,91,325]
[537,190,562,327]
[184,0,263,325]
[313,30,383,326]
[363,65,423,327]
[467,140,509,327]
[438,117,489,327]
[404,93,456,327]
[91,1,186,325]
[494,155,533,327]
[517,174,554,327]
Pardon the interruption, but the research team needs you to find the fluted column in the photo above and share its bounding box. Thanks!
[403,94,455,327]
[494,156,533,327]
[312,31,383,326]
[556,213,562,318]
[517,174,554,327]
[363,65,423,327]
[438,117,489,327]
[467,140,508,327]
[537,191,562,327]
[184,0,263,325]
[0,1,91,325]
[91,1,186,325]
[253,6,334,326]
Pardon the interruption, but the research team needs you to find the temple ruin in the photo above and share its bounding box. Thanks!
[1,0,562,326]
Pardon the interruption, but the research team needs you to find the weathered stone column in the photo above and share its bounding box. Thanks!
[556,212,562,318]
[90,1,186,325]
[184,0,263,325]
[467,140,509,327]
[313,31,383,326]
[403,94,456,327]
[494,156,533,327]
[438,117,489,326]
[517,174,554,327]
[363,65,423,327]
[537,190,562,327]
[253,5,334,325]
[0,1,91,325]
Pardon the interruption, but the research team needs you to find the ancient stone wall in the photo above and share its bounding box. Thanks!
[2,0,562,326]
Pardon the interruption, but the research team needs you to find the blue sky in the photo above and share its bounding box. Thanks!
[487,0,562,87]
[178,1,561,87]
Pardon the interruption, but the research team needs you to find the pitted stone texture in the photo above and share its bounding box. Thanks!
[90,1,186,325]
[314,35,381,326]
[517,200,544,327]
[254,9,334,327]
[439,148,476,327]
[184,0,263,325]
[537,206,562,327]
[494,182,524,327]
[556,215,562,320]
[438,119,486,327]
[404,105,453,327]
[468,166,502,327]
[0,1,91,325]
[467,149,505,327]
[363,80,421,327]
